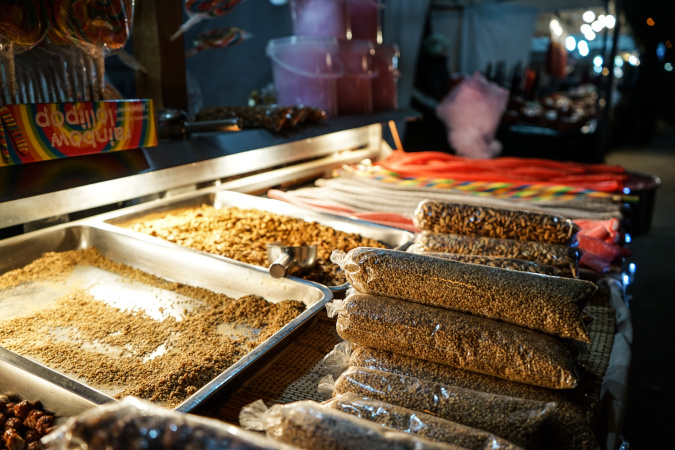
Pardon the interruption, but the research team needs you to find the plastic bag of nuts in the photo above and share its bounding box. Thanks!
[413,232,580,278]
[323,392,523,450]
[348,347,600,450]
[413,199,580,245]
[331,367,555,449]
[238,399,461,450]
[42,397,290,450]
[332,247,595,342]
[414,251,562,276]
[332,292,580,389]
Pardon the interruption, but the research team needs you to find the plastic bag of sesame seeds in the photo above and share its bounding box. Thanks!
[412,232,580,278]
[331,247,595,342]
[347,347,601,450]
[413,199,580,245]
[330,292,580,390]
[331,366,555,449]
[239,399,462,450]
[323,392,523,450]
[413,251,563,276]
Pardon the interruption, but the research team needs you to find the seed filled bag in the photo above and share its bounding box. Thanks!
[332,247,596,342]
[332,367,555,449]
[323,392,522,450]
[416,251,562,277]
[332,293,579,389]
[413,232,579,278]
[239,399,461,450]
[413,199,579,245]
[348,347,600,450]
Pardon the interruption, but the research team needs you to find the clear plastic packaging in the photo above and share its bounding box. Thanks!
[323,392,522,450]
[51,0,134,52]
[413,232,580,278]
[322,340,353,376]
[413,199,579,245]
[42,396,290,450]
[333,292,580,389]
[332,247,595,342]
[349,347,600,450]
[331,367,554,449]
[239,399,460,450]
[415,251,562,276]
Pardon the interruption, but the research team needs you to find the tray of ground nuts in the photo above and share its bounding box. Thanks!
[0,222,332,416]
[91,189,414,292]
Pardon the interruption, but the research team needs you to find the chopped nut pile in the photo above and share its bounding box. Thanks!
[0,396,55,450]
[121,205,388,286]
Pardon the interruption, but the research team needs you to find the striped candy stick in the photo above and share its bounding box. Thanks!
[0,117,9,164]
[0,106,28,155]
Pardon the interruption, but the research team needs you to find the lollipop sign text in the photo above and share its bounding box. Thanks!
[0,100,157,167]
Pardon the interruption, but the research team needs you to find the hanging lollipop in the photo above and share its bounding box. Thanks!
[50,0,133,100]
[0,0,48,103]
[171,0,248,41]
[186,27,252,57]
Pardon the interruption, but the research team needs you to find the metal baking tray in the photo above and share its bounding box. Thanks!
[0,346,109,422]
[93,188,414,292]
[0,224,332,414]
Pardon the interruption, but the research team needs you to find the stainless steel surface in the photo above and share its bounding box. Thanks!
[95,189,414,291]
[0,223,331,412]
[0,347,106,419]
[0,126,380,230]
[0,109,422,230]
[267,242,318,279]
[100,189,414,248]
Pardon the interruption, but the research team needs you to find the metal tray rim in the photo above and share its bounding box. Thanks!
[83,187,414,292]
[0,221,333,412]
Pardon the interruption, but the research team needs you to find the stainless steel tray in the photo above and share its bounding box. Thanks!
[93,188,414,292]
[0,224,331,414]
[0,346,108,420]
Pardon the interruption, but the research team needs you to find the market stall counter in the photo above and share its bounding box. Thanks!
[0,113,637,450]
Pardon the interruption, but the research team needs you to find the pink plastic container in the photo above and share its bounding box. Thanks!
[372,43,400,112]
[266,36,344,117]
[290,0,348,39]
[347,0,382,43]
[336,39,377,116]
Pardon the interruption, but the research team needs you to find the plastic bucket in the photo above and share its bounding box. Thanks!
[290,0,348,39]
[347,0,383,44]
[266,36,344,117]
[372,43,400,112]
[336,39,378,115]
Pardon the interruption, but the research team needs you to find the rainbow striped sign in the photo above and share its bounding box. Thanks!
[0,100,157,166]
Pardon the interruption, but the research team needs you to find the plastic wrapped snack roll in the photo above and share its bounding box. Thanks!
[412,232,579,278]
[239,399,463,450]
[323,392,523,450]
[413,199,580,245]
[349,347,601,450]
[42,397,292,450]
[331,367,555,449]
[332,247,595,342]
[415,251,563,276]
[332,293,580,389]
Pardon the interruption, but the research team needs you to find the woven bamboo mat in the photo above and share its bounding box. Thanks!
[213,304,617,428]
[214,311,341,425]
